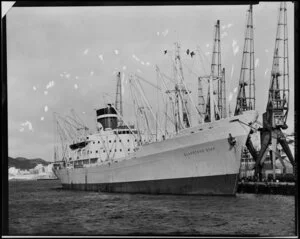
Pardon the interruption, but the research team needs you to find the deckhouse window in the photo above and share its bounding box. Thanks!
[96,150,98,153]
[109,140,111,143]
[98,141,100,143]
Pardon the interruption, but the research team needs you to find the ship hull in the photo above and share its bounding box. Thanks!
[62,173,238,195]
[54,111,258,195]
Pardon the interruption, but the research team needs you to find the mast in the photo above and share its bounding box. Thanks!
[174,42,190,131]
[115,71,123,126]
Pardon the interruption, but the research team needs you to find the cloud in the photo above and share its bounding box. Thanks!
[33,86,37,91]
[44,105,48,112]
[40,116,44,121]
[114,49,119,55]
[74,84,78,89]
[21,121,33,131]
[255,58,260,68]
[83,48,89,55]
[98,54,104,61]
[146,62,150,66]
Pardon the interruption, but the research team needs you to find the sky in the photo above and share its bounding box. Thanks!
[6,3,295,162]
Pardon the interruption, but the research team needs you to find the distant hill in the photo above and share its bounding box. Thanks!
[8,157,51,170]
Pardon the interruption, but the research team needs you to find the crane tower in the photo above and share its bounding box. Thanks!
[255,2,294,180]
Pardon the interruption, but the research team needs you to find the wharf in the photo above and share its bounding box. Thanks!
[237,181,295,195]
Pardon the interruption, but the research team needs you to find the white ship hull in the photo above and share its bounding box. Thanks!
[53,111,258,195]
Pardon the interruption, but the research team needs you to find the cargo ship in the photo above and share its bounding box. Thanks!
[52,43,259,195]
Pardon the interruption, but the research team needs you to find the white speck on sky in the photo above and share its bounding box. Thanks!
[162,29,169,37]
[264,68,269,76]
[74,84,78,89]
[206,44,210,48]
[122,65,127,70]
[228,92,233,101]
[83,48,89,55]
[230,65,234,79]
[98,54,104,61]
[44,91,48,95]
[114,49,119,55]
[157,31,160,36]
[221,32,228,39]
[33,86,37,91]
[90,71,94,76]
[40,116,44,121]
[21,121,33,131]
[46,80,55,89]
[44,105,48,112]
[255,58,260,68]
[233,87,238,93]
[19,128,24,132]
[65,73,70,79]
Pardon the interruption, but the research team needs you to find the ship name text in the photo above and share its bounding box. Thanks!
[184,146,215,157]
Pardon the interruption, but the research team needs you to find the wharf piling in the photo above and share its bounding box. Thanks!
[237,181,295,195]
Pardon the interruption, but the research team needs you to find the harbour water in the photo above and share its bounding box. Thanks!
[8,180,295,236]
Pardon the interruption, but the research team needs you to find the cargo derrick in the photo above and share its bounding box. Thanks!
[234,5,258,169]
[204,20,226,122]
[255,2,294,181]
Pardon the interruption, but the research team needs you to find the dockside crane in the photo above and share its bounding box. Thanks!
[235,5,255,115]
[234,5,259,167]
[204,20,226,122]
[255,2,294,180]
